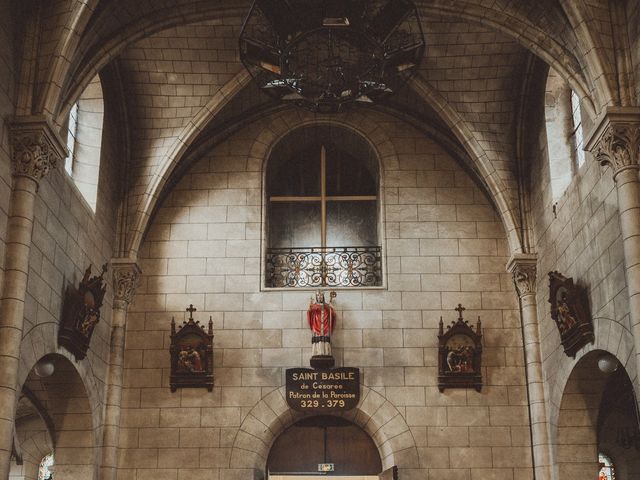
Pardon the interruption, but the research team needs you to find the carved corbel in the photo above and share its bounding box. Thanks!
[508,254,537,298]
[593,124,640,174]
[585,107,640,178]
[9,116,66,183]
[111,260,142,311]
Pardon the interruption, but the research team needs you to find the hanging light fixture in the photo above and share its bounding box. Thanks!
[239,0,425,113]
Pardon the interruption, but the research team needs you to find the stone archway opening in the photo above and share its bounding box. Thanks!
[16,354,96,480]
[266,415,382,478]
[230,386,414,479]
[556,350,640,479]
[9,393,53,480]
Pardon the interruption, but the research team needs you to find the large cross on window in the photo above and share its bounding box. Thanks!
[269,146,376,247]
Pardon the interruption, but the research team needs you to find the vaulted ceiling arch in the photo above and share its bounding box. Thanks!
[27,0,619,262]
[54,0,602,126]
[417,2,598,117]
[409,75,524,254]
[58,3,247,123]
[126,69,251,258]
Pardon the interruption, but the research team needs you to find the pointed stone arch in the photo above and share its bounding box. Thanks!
[19,353,100,479]
[228,386,419,479]
[417,1,598,116]
[17,322,103,444]
[59,5,248,122]
[58,1,597,130]
[21,0,101,119]
[410,75,524,254]
[126,69,251,257]
[547,317,640,477]
[549,316,639,430]
[127,103,398,258]
[557,0,618,111]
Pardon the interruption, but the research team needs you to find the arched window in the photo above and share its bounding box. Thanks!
[64,73,104,212]
[38,453,54,480]
[544,68,586,202]
[265,125,382,288]
[545,68,573,201]
[599,452,616,480]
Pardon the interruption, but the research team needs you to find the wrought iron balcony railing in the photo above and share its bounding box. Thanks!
[266,246,383,288]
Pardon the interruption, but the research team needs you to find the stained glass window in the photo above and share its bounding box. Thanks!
[38,453,53,480]
[598,452,615,480]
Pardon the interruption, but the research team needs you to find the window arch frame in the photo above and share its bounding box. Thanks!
[261,122,386,290]
[63,73,105,212]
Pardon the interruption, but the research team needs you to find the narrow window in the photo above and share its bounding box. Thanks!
[570,90,585,168]
[63,74,104,211]
[545,68,573,201]
[65,102,79,175]
[265,126,381,288]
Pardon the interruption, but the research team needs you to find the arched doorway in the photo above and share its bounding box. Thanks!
[267,415,394,478]
[556,350,640,479]
[14,354,96,480]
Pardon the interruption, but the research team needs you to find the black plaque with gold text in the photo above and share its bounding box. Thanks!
[285,367,360,412]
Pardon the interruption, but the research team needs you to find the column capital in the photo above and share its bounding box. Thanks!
[507,253,537,298]
[111,259,142,310]
[9,116,66,183]
[585,107,640,177]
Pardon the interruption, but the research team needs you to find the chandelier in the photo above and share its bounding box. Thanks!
[239,0,425,113]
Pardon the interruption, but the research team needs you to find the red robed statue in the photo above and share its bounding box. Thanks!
[307,291,337,359]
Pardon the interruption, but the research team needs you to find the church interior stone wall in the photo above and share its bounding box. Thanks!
[2,2,640,480]
[0,1,18,293]
[118,109,533,479]
[530,92,628,379]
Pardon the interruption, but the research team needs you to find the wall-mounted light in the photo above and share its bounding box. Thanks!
[33,359,55,378]
[597,352,619,374]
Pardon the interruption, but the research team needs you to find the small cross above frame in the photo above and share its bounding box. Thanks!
[186,304,197,319]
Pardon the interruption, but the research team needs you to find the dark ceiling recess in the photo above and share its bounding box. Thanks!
[239,0,425,113]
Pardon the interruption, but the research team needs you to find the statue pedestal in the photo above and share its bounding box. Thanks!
[310,355,335,370]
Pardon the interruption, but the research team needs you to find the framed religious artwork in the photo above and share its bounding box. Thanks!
[438,304,483,392]
[548,271,594,357]
[58,264,108,361]
[170,305,214,392]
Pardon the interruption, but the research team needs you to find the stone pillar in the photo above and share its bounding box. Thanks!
[586,107,640,384]
[100,260,141,480]
[0,117,64,479]
[508,254,552,480]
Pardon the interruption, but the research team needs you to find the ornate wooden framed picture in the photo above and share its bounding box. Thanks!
[170,305,214,392]
[58,264,108,361]
[548,271,594,357]
[438,304,483,392]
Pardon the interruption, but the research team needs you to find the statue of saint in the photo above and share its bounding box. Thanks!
[307,291,336,357]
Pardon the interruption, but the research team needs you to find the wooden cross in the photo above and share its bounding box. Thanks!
[455,304,466,320]
[186,304,197,319]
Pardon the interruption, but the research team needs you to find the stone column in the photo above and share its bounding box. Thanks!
[508,254,552,480]
[0,117,64,479]
[100,260,141,480]
[586,107,640,384]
